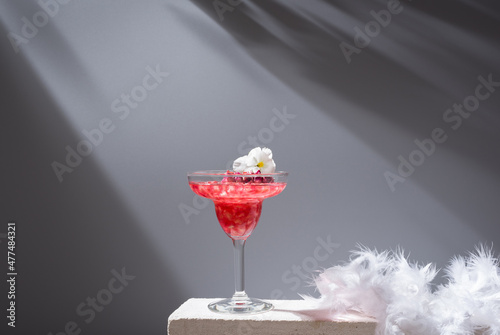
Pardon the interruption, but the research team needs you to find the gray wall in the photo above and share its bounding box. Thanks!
[2,0,499,334]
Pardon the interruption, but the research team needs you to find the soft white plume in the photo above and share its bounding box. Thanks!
[308,247,393,321]
[306,245,500,335]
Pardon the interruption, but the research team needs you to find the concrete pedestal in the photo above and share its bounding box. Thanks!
[167,298,377,335]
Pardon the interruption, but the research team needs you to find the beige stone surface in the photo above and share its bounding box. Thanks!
[168,298,377,335]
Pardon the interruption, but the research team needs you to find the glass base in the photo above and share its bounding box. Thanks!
[208,295,273,314]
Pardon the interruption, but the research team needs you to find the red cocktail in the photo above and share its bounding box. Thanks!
[187,170,288,313]
[189,180,286,239]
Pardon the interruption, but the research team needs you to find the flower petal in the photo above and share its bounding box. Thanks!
[233,156,248,172]
[262,147,273,160]
[244,166,260,173]
[253,149,267,162]
[260,159,276,173]
[246,154,259,167]
[247,147,262,160]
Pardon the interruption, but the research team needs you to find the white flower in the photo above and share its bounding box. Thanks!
[233,147,276,173]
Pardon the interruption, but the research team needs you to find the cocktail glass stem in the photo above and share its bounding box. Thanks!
[232,239,247,300]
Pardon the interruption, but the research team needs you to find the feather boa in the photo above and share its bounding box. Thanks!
[303,245,500,335]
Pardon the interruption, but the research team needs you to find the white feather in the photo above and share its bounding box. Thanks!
[305,244,500,335]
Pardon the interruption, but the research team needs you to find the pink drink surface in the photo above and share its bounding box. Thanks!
[189,181,286,239]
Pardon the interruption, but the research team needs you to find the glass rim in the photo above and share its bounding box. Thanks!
[188,170,288,177]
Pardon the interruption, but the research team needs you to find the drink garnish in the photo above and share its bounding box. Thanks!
[233,147,276,174]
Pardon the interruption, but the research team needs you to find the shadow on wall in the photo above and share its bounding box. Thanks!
[182,0,500,239]
[0,2,186,334]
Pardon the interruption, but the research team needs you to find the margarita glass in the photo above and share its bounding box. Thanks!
[188,170,288,314]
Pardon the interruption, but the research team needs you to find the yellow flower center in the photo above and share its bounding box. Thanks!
[257,162,264,168]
